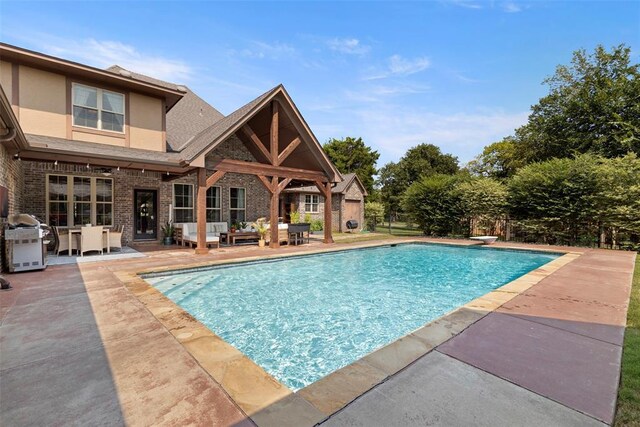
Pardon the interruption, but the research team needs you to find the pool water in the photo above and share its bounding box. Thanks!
[146,243,559,390]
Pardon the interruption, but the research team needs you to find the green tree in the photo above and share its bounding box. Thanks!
[517,44,640,162]
[402,174,465,236]
[466,137,523,179]
[399,143,459,183]
[378,143,459,217]
[323,137,379,195]
[378,162,404,218]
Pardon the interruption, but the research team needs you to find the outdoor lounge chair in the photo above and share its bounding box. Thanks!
[79,226,104,256]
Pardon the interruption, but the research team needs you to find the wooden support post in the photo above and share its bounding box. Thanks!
[323,182,334,244]
[271,101,279,164]
[315,180,334,244]
[269,176,280,248]
[195,167,208,254]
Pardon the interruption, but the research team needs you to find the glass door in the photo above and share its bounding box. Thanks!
[134,189,157,240]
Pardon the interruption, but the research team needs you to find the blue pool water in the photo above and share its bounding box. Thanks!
[146,243,558,390]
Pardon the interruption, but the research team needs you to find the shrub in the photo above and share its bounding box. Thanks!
[457,177,508,235]
[364,201,385,230]
[310,219,323,231]
[402,174,465,236]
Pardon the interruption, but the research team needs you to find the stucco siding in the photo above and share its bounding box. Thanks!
[129,93,164,151]
[18,65,66,137]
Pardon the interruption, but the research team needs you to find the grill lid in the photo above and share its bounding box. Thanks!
[7,214,44,228]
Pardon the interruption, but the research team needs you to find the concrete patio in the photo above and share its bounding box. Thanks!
[0,239,635,426]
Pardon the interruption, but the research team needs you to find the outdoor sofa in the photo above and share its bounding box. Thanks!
[174,222,226,248]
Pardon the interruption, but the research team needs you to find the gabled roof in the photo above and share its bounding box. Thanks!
[4,43,341,181]
[285,173,367,196]
[178,85,279,161]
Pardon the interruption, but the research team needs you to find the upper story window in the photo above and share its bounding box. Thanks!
[72,83,125,133]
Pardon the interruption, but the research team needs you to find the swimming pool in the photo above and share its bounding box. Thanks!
[146,243,559,391]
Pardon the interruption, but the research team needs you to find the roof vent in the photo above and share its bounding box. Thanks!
[176,85,188,93]
[119,69,132,77]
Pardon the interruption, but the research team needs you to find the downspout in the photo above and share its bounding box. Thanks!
[0,127,17,142]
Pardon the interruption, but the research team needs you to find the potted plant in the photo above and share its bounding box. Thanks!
[161,221,175,245]
[253,219,268,247]
[230,221,238,233]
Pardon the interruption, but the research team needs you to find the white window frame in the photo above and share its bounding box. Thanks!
[206,186,222,222]
[305,194,320,213]
[229,187,246,223]
[46,174,114,227]
[173,183,194,223]
[72,83,125,133]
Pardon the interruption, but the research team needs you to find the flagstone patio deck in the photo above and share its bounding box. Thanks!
[0,239,635,426]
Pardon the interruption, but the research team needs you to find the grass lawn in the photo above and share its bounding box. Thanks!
[616,255,640,426]
[370,221,424,237]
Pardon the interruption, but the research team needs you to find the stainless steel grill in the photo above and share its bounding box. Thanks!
[4,214,50,272]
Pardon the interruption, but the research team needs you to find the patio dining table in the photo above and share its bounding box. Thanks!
[68,227,110,255]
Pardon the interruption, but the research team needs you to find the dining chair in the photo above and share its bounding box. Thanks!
[103,225,124,251]
[54,226,77,256]
[79,226,104,257]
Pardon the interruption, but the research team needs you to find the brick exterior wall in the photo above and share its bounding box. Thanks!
[1,143,24,272]
[20,134,272,245]
[293,179,365,232]
[206,135,270,223]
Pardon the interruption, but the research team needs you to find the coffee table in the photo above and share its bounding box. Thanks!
[223,231,260,246]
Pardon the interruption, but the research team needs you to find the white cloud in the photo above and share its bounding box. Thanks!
[503,2,523,13]
[389,55,431,76]
[447,0,484,10]
[358,107,529,162]
[364,55,431,80]
[327,38,371,55]
[43,38,193,82]
[311,104,529,163]
[235,41,296,60]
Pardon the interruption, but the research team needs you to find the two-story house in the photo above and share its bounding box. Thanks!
[0,43,366,254]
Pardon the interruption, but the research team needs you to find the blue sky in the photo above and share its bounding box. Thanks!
[1,1,638,167]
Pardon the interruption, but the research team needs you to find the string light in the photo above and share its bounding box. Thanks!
[166,171,169,176]
[141,168,145,174]
[86,163,90,169]
[54,160,58,166]
[117,166,120,171]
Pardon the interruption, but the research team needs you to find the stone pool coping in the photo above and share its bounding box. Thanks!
[116,240,581,427]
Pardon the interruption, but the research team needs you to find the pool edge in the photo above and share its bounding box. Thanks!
[116,240,581,427]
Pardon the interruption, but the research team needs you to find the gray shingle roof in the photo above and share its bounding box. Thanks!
[177,85,281,161]
[285,173,361,194]
[23,84,281,167]
[25,133,184,165]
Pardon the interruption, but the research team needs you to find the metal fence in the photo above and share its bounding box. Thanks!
[364,212,639,251]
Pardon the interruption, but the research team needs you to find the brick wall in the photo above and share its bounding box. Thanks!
[20,134,272,244]
[292,180,365,232]
[206,135,270,223]
[1,143,24,272]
